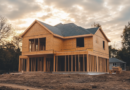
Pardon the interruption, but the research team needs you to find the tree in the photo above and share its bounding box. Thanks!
[12,36,22,49]
[109,45,118,58]
[91,22,101,28]
[121,22,130,52]
[117,22,130,67]
[0,15,13,44]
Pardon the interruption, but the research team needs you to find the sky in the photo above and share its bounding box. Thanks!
[0,0,130,49]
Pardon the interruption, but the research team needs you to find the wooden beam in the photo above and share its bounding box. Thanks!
[68,55,69,71]
[78,55,80,71]
[38,38,40,51]
[18,58,21,72]
[71,55,73,72]
[56,56,58,71]
[26,58,30,72]
[107,59,109,72]
[44,56,46,72]
[83,54,85,72]
[75,55,76,71]
[87,54,89,72]
[53,55,55,72]
[65,56,66,71]
[96,56,98,72]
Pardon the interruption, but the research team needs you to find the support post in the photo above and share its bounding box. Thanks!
[53,55,55,72]
[26,58,30,72]
[83,54,85,71]
[75,55,76,71]
[18,58,21,72]
[68,55,69,71]
[38,38,40,51]
[65,56,66,71]
[87,54,89,72]
[56,56,58,71]
[78,55,80,71]
[71,55,73,72]
[44,56,46,72]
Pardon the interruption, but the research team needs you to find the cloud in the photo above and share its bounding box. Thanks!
[1,0,130,49]
[0,0,41,19]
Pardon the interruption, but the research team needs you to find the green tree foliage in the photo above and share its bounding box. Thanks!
[109,45,118,58]
[110,22,130,67]
[0,43,21,74]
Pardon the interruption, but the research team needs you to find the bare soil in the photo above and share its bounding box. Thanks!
[0,71,130,90]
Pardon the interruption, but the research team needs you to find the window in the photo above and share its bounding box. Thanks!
[29,39,34,52]
[103,41,105,50]
[113,63,116,66]
[29,38,46,52]
[76,37,84,47]
[40,38,46,51]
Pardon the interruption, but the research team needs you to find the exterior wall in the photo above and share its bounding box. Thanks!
[109,62,126,70]
[20,21,110,73]
[93,29,109,58]
[22,22,54,55]
[62,36,93,52]
[53,37,63,51]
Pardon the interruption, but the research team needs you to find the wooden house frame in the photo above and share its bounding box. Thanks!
[19,20,110,73]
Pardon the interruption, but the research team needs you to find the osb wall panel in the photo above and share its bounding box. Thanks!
[23,22,50,37]
[22,22,54,54]
[93,30,109,57]
[53,37,63,51]
[22,38,29,52]
[62,39,76,50]
[62,36,93,51]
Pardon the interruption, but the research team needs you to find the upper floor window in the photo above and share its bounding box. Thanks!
[76,37,84,47]
[29,38,46,52]
[103,41,105,50]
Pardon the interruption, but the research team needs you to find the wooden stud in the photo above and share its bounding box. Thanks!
[78,55,80,71]
[26,58,30,72]
[18,58,21,72]
[65,55,66,71]
[44,56,46,72]
[87,54,89,72]
[83,54,85,71]
[53,55,55,72]
[71,55,73,72]
[96,56,98,72]
[68,55,69,71]
[75,55,76,71]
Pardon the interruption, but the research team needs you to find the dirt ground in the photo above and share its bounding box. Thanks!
[0,71,130,90]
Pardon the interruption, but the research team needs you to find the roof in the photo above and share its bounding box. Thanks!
[21,20,110,41]
[109,58,126,63]
[39,21,99,37]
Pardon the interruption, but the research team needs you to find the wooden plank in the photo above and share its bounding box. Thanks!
[68,55,69,71]
[26,58,29,72]
[65,56,66,71]
[78,55,80,71]
[71,55,73,72]
[107,59,109,72]
[18,58,21,72]
[44,56,46,72]
[53,55,55,72]
[87,54,89,72]
[75,55,76,71]
[96,56,98,72]
[83,54,85,71]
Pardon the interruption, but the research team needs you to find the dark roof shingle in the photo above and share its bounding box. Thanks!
[39,21,99,37]
[109,58,126,63]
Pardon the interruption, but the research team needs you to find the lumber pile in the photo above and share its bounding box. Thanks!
[109,66,122,74]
